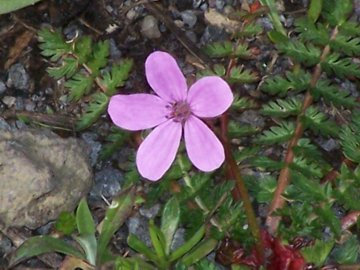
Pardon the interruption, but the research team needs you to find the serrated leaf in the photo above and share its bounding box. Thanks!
[312,79,357,108]
[233,43,252,58]
[236,22,263,37]
[261,97,302,117]
[301,240,334,267]
[87,40,110,74]
[250,156,284,170]
[291,156,323,178]
[203,41,233,58]
[102,59,134,96]
[229,66,258,84]
[261,71,311,96]
[65,73,94,101]
[76,198,95,235]
[228,121,259,138]
[97,187,135,264]
[277,40,321,66]
[231,96,257,110]
[74,36,92,64]
[255,122,295,144]
[322,53,360,79]
[315,205,341,237]
[322,0,353,26]
[294,18,329,45]
[47,57,78,79]
[340,113,360,163]
[302,106,339,136]
[330,35,360,56]
[161,197,180,255]
[38,28,72,61]
[255,176,277,203]
[76,92,109,131]
[339,21,360,37]
[332,235,359,264]
[10,236,85,267]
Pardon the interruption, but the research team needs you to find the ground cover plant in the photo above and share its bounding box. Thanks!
[2,0,360,269]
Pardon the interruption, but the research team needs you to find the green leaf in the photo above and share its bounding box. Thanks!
[74,36,92,64]
[76,92,109,131]
[308,0,322,22]
[261,97,302,117]
[291,156,323,179]
[76,198,95,235]
[231,96,257,110]
[236,22,263,37]
[255,122,295,145]
[339,21,360,37]
[47,57,78,79]
[170,225,205,262]
[74,234,97,265]
[322,53,360,79]
[65,73,93,101]
[330,35,360,56]
[0,0,42,14]
[261,70,310,96]
[229,66,258,84]
[97,187,135,264]
[127,234,159,264]
[100,128,130,160]
[233,43,252,58]
[102,59,134,96]
[87,40,110,74]
[38,28,72,61]
[203,41,233,58]
[301,240,334,267]
[161,197,180,255]
[10,236,85,267]
[254,176,277,203]
[259,0,286,35]
[249,156,284,171]
[322,0,353,26]
[277,40,321,66]
[149,220,168,266]
[315,205,341,237]
[294,18,329,46]
[340,113,360,163]
[228,121,259,138]
[333,235,359,264]
[302,106,339,136]
[180,239,217,266]
[312,79,357,108]
[55,211,77,235]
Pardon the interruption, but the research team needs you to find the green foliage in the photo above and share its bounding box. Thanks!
[295,18,329,45]
[229,66,258,83]
[322,53,360,79]
[38,27,133,130]
[255,122,295,145]
[330,34,360,56]
[301,240,334,267]
[340,113,360,163]
[301,106,339,136]
[332,235,359,264]
[261,97,302,117]
[261,71,310,96]
[55,211,77,235]
[277,40,321,66]
[100,127,130,160]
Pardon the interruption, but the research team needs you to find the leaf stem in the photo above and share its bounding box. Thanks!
[266,26,339,234]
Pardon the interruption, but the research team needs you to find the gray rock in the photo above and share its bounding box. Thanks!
[1,96,15,108]
[238,110,266,129]
[139,204,160,219]
[0,118,11,131]
[0,81,6,95]
[181,10,197,28]
[6,63,30,91]
[81,132,102,166]
[91,167,123,198]
[0,129,92,228]
[170,228,185,251]
[141,15,161,39]
[127,214,151,247]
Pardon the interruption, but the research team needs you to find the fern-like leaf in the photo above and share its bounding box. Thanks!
[295,18,329,46]
[236,22,263,37]
[312,79,357,108]
[340,113,360,163]
[322,53,360,79]
[290,156,323,178]
[38,28,71,61]
[47,57,78,79]
[102,59,134,96]
[277,40,321,66]
[229,66,258,83]
[339,21,360,37]
[249,156,284,171]
[87,40,110,74]
[231,96,257,110]
[74,36,92,64]
[255,122,295,145]
[76,92,109,131]
[330,35,360,56]
[301,106,339,136]
[65,73,93,101]
[233,43,252,58]
[261,97,302,117]
[203,41,233,58]
[261,71,311,96]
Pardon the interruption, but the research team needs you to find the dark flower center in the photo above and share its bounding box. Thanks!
[167,101,191,123]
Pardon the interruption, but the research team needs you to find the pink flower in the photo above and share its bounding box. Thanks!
[108,51,233,181]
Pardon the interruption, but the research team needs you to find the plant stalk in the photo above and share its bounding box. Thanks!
[266,26,339,234]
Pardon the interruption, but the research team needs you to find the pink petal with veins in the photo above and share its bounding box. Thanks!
[145,51,187,102]
[184,115,225,171]
[136,120,182,181]
[188,76,233,118]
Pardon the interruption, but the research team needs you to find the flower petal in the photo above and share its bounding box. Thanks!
[108,94,169,131]
[145,51,187,102]
[188,76,233,118]
[137,120,182,181]
[184,115,224,171]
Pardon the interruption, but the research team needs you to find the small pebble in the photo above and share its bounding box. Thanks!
[6,63,30,91]
[139,204,161,219]
[141,15,161,39]
[0,81,6,95]
[2,96,16,107]
[91,167,123,198]
[181,10,197,28]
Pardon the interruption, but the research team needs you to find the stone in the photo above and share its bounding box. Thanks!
[141,15,161,39]
[91,167,123,198]
[0,81,6,95]
[6,63,30,91]
[0,129,92,228]
[181,10,197,28]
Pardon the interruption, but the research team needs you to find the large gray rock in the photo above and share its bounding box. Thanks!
[0,129,92,229]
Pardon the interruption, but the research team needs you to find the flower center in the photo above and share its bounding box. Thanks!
[167,101,191,123]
